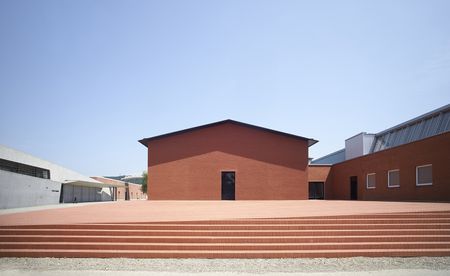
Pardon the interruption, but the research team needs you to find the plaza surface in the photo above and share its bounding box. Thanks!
[1,200,450,226]
[1,200,450,270]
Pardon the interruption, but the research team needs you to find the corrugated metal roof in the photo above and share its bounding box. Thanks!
[371,104,450,152]
[311,149,345,165]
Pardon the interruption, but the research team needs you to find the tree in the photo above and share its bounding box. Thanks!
[141,170,148,194]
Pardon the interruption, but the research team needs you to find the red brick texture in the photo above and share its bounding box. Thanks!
[328,132,450,201]
[119,183,146,200]
[2,205,450,258]
[308,165,331,182]
[307,165,333,199]
[142,120,449,202]
[91,177,146,200]
[145,122,309,200]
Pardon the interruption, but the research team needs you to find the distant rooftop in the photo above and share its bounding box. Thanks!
[310,149,345,165]
[103,175,144,185]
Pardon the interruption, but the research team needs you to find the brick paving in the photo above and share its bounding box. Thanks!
[1,200,450,226]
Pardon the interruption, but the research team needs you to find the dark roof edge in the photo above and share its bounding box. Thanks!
[139,119,318,148]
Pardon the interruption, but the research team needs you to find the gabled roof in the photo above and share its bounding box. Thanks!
[139,119,318,147]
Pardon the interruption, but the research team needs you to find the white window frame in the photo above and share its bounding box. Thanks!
[366,173,376,189]
[387,169,400,188]
[416,164,433,186]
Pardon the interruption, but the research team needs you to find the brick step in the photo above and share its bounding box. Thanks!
[1,223,449,231]
[102,218,450,225]
[2,234,449,243]
[280,212,450,219]
[126,213,450,224]
[1,241,449,251]
[1,229,450,236]
[6,218,450,227]
[1,248,450,258]
[122,217,450,225]
[2,213,449,259]
[122,218,450,225]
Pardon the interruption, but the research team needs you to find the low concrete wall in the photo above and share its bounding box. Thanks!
[0,170,61,209]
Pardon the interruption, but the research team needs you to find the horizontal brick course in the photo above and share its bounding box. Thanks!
[2,211,450,258]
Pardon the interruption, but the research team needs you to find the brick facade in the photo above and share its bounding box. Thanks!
[144,121,311,200]
[141,120,449,202]
[325,132,450,201]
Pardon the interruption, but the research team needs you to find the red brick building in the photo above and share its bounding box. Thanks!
[310,104,450,202]
[329,132,450,201]
[91,176,147,201]
[140,105,449,202]
[139,120,317,200]
[308,132,450,201]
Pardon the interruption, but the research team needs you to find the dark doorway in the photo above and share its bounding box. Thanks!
[350,176,358,200]
[309,182,324,199]
[125,183,130,201]
[221,171,235,200]
[59,184,64,203]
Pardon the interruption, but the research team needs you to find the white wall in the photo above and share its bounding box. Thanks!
[61,184,112,203]
[0,170,61,209]
[0,144,113,209]
[363,134,375,155]
[345,133,375,160]
[0,145,100,183]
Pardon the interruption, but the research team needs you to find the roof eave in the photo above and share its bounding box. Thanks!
[308,139,319,147]
[139,119,318,147]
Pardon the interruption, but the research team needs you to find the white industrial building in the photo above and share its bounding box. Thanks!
[0,145,123,209]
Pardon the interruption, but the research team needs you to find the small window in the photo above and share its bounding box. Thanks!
[388,169,400,188]
[366,173,376,189]
[42,170,50,179]
[416,164,432,186]
[0,158,50,179]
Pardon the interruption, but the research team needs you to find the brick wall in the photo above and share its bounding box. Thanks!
[329,132,450,202]
[146,122,309,200]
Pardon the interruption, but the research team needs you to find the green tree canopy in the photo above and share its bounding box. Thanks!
[141,170,148,194]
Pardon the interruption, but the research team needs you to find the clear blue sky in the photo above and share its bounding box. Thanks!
[1,0,449,176]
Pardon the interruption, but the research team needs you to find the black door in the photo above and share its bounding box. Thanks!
[125,183,130,201]
[221,171,235,200]
[309,182,324,199]
[350,176,358,200]
[59,184,64,203]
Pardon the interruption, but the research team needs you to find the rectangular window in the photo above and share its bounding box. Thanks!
[416,164,432,186]
[42,170,49,179]
[388,169,400,188]
[366,173,376,189]
[309,182,325,199]
[0,158,50,179]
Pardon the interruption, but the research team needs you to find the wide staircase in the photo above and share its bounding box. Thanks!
[1,211,450,258]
